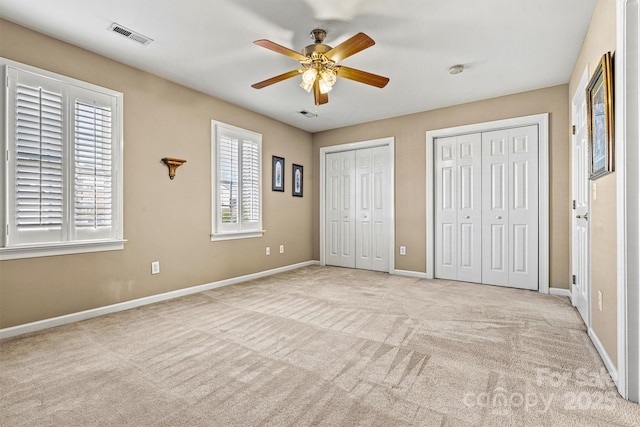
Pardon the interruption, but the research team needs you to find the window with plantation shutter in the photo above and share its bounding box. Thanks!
[1,59,124,260]
[211,121,262,240]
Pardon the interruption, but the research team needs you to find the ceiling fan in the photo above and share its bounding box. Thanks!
[251,29,389,106]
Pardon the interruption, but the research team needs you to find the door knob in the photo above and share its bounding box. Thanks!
[496,216,502,220]
[465,215,470,219]
[576,213,589,221]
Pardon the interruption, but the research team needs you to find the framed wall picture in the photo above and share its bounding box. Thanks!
[272,156,284,191]
[587,51,614,180]
[292,164,303,197]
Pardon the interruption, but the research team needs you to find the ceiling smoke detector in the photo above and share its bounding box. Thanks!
[108,23,153,46]
[449,64,465,75]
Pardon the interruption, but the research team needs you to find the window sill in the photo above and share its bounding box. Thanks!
[0,239,126,261]
[211,230,265,241]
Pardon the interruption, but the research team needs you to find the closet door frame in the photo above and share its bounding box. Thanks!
[426,114,550,294]
[320,137,395,273]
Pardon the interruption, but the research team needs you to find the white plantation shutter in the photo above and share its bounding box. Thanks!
[74,99,113,235]
[219,135,239,225]
[212,121,262,239]
[241,140,260,226]
[15,84,64,231]
[2,61,123,257]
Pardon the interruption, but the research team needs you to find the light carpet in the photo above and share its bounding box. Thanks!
[1,266,639,426]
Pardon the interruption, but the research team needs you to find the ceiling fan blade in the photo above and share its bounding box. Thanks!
[254,39,310,63]
[313,80,329,106]
[336,66,389,88]
[252,69,302,89]
[325,32,375,62]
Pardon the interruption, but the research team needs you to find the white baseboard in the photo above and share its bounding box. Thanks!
[588,327,619,386]
[549,287,572,298]
[394,269,428,279]
[0,260,320,340]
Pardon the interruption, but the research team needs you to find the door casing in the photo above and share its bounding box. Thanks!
[426,113,550,294]
[320,137,395,273]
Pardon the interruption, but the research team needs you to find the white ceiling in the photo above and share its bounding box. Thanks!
[0,0,597,133]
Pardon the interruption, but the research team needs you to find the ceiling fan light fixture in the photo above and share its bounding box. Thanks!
[300,79,314,92]
[252,29,389,105]
[302,68,318,83]
[320,69,337,85]
[319,79,333,94]
[318,68,337,94]
[300,68,317,92]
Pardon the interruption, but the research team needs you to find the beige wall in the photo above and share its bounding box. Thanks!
[2,7,606,333]
[568,0,617,364]
[312,85,571,288]
[0,20,314,328]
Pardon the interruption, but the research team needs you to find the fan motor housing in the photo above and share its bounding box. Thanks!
[302,43,331,57]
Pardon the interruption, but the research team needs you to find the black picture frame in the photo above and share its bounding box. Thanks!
[587,52,614,180]
[292,164,303,197]
[272,156,284,191]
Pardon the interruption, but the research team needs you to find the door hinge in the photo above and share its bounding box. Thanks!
[572,200,576,209]
[572,274,576,285]
[572,125,576,135]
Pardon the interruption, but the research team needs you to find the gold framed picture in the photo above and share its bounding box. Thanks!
[587,51,614,180]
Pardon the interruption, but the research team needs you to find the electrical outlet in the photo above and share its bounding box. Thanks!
[598,290,603,312]
[266,247,270,256]
[151,261,160,275]
[279,244,285,254]
[399,246,406,255]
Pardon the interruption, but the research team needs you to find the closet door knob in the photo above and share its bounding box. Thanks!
[496,216,502,220]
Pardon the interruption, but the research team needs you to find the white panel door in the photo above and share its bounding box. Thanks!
[325,146,390,271]
[508,126,539,289]
[435,136,458,280]
[457,133,482,282]
[435,134,482,282]
[482,131,509,286]
[572,85,590,325]
[356,146,390,272]
[325,151,356,268]
[482,126,538,289]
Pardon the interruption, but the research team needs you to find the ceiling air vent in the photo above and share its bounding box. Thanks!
[108,23,153,46]
[299,110,317,118]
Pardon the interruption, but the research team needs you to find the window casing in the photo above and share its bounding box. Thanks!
[0,58,124,260]
[211,121,262,240]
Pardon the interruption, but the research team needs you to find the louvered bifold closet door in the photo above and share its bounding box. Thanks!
[8,69,65,245]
